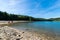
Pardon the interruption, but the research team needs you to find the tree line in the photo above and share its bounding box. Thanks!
[0,11,59,21]
[0,11,37,21]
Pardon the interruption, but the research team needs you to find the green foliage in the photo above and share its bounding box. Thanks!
[0,11,35,21]
[49,18,60,21]
[0,11,60,21]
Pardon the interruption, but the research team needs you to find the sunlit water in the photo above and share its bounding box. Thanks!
[11,21,60,36]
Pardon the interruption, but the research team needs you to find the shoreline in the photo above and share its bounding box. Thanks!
[0,26,57,40]
[0,21,60,40]
[0,21,29,26]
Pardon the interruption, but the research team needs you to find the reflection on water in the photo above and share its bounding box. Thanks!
[11,21,60,36]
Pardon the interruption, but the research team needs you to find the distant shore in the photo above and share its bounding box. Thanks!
[0,21,29,26]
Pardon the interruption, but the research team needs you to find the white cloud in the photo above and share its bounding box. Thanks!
[0,0,28,14]
[0,0,60,18]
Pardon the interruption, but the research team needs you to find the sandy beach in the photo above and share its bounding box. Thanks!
[0,21,60,40]
[0,26,57,40]
[0,21,29,26]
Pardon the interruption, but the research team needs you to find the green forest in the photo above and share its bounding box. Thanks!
[0,11,42,21]
[0,11,60,21]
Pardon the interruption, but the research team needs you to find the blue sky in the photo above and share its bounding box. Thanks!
[0,0,60,18]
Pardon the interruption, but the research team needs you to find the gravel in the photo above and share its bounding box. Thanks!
[0,26,58,40]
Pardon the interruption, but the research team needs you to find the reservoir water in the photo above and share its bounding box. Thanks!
[11,21,60,36]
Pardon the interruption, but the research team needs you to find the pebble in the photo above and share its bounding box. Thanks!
[0,26,57,40]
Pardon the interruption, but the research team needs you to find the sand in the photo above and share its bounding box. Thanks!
[0,26,57,40]
[0,21,59,40]
[0,21,29,26]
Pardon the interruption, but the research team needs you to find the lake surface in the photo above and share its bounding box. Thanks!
[11,21,60,36]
